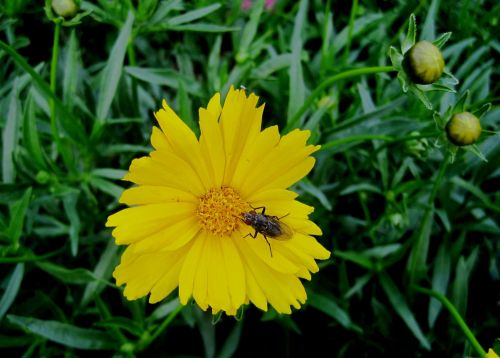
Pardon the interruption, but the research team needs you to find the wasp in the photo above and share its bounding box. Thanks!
[240,206,293,257]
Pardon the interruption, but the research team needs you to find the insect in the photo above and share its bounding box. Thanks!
[240,206,293,257]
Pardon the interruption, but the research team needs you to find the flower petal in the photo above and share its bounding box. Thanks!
[119,185,197,205]
[239,129,319,194]
[123,156,205,196]
[220,237,246,310]
[178,233,206,305]
[114,244,190,301]
[155,101,212,189]
[199,107,225,187]
[106,202,196,244]
[219,87,264,185]
[127,216,201,254]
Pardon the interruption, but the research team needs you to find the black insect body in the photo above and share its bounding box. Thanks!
[240,206,292,257]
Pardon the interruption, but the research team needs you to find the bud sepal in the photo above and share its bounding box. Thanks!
[433,91,492,162]
[389,14,458,110]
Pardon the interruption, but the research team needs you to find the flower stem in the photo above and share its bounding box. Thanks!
[413,285,487,357]
[143,301,184,348]
[286,66,395,131]
[50,20,62,150]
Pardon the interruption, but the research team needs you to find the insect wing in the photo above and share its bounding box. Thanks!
[273,219,294,241]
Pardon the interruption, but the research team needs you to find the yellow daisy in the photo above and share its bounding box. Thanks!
[106,86,331,315]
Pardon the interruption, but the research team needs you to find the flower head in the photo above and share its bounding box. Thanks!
[106,87,330,315]
[389,14,458,109]
[434,90,491,162]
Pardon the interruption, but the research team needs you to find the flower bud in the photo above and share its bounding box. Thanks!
[403,41,445,84]
[51,0,78,18]
[446,112,481,146]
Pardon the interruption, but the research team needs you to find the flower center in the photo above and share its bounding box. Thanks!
[197,187,249,236]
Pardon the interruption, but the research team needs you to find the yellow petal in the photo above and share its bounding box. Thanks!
[239,129,319,194]
[230,125,281,198]
[199,108,225,187]
[178,233,206,304]
[205,237,233,314]
[220,87,263,185]
[292,233,331,260]
[123,156,204,196]
[106,202,196,244]
[127,216,201,254]
[119,185,197,205]
[113,245,190,301]
[155,101,212,189]
[220,237,246,309]
[233,228,299,274]
[235,240,305,314]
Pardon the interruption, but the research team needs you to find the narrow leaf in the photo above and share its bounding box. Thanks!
[7,315,116,350]
[0,264,24,320]
[379,273,431,350]
[96,11,134,122]
[402,14,417,53]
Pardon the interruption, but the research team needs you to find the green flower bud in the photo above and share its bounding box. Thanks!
[403,41,445,85]
[51,0,78,18]
[446,112,482,146]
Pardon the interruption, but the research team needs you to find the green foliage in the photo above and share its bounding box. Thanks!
[0,0,498,357]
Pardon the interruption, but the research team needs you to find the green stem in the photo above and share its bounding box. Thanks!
[143,302,184,349]
[286,66,395,131]
[342,0,358,66]
[413,286,487,357]
[50,20,63,151]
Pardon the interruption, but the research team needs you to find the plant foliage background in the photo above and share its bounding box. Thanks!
[0,0,499,356]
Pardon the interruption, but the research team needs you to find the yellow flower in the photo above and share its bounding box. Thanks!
[487,349,500,358]
[106,87,330,315]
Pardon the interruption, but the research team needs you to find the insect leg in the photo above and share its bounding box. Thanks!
[278,213,290,220]
[243,230,259,239]
[263,235,273,257]
[249,206,266,215]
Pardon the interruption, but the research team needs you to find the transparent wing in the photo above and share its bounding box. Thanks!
[273,220,294,241]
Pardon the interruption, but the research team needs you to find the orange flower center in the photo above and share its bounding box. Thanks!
[197,187,249,236]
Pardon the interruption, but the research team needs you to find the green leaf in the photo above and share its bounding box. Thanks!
[334,250,373,270]
[402,14,416,54]
[0,40,86,144]
[91,168,127,180]
[168,23,239,33]
[0,263,24,321]
[421,0,440,40]
[237,0,264,62]
[36,261,98,285]
[62,30,80,109]
[2,79,20,184]
[450,177,500,213]
[308,292,361,332]
[287,0,308,125]
[22,93,48,171]
[7,187,32,247]
[407,207,434,284]
[428,240,451,328]
[81,241,120,306]
[217,322,243,358]
[96,11,134,122]
[7,315,116,350]
[125,66,201,94]
[167,3,221,26]
[62,191,80,256]
[379,272,431,350]
[298,178,332,210]
[88,177,124,199]
[95,317,143,337]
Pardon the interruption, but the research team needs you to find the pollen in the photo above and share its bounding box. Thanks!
[197,187,249,236]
